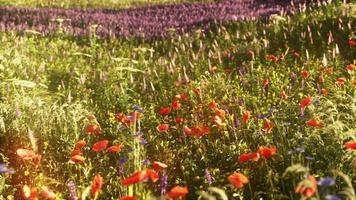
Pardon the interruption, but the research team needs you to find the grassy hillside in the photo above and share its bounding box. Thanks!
[0,1,355,199]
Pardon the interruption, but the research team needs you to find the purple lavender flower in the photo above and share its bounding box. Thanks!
[204,168,212,186]
[160,170,168,196]
[233,115,240,128]
[116,156,128,176]
[0,163,15,174]
[290,72,297,84]
[66,180,78,200]
[318,177,335,187]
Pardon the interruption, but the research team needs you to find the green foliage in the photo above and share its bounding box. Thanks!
[0,1,355,199]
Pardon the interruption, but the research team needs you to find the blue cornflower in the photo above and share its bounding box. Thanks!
[132,105,144,113]
[295,147,305,153]
[318,177,335,187]
[0,163,15,174]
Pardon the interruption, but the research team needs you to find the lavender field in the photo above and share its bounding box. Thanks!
[0,0,303,39]
[0,0,355,199]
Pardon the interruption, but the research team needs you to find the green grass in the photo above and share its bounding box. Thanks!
[0,1,355,200]
[0,0,213,9]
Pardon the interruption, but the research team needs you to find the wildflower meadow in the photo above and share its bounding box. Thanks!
[0,0,355,199]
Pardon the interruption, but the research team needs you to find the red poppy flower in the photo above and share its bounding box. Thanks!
[92,140,109,152]
[146,169,159,183]
[346,64,355,71]
[17,149,37,160]
[306,119,323,128]
[249,152,260,161]
[344,141,356,150]
[262,121,274,134]
[295,175,317,198]
[41,186,56,200]
[174,94,189,101]
[171,100,181,110]
[193,88,201,95]
[157,124,169,133]
[335,77,347,85]
[152,161,168,171]
[293,51,301,58]
[228,172,249,189]
[353,81,356,86]
[85,124,101,135]
[70,149,82,156]
[262,79,269,87]
[121,171,147,186]
[90,174,103,197]
[348,39,356,47]
[321,88,329,96]
[166,186,189,199]
[319,75,324,83]
[129,112,143,121]
[70,155,85,163]
[119,196,138,200]
[115,113,126,123]
[265,54,278,63]
[75,140,86,149]
[299,96,313,109]
[209,100,218,110]
[159,107,171,116]
[107,144,123,153]
[215,108,225,119]
[175,117,184,124]
[242,111,251,124]
[183,126,192,135]
[22,185,38,200]
[258,146,277,159]
[301,70,309,79]
[239,153,251,164]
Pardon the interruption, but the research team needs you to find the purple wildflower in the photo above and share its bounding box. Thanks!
[295,147,305,153]
[139,138,148,145]
[132,105,144,113]
[205,168,212,186]
[0,163,15,174]
[233,115,240,128]
[325,195,341,200]
[160,170,168,196]
[116,156,128,176]
[318,177,335,187]
[66,180,78,200]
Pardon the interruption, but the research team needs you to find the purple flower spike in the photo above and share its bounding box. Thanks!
[66,180,78,200]
[205,168,212,186]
